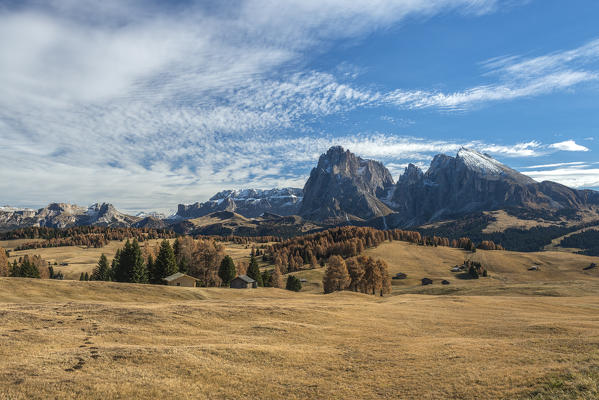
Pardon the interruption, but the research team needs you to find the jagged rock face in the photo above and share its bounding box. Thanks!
[0,202,139,230]
[300,146,395,222]
[176,188,303,219]
[392,148,599,225]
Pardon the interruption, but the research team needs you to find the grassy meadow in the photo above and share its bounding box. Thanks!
[1,239,599,399]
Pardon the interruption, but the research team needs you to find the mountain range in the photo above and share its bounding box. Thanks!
[2,146,598,235]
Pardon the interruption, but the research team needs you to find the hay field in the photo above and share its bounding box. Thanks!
[1,278,599,399]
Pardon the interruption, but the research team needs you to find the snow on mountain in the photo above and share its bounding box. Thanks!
[456,147,503,175]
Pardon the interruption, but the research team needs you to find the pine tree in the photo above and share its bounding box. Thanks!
[113,240,148,283]
[218,255,236,286]
[84,272,90,281]
[271,265,283,288]
[110,249,120,281]
[285,275,302,292]
[19,257,40,278]
[146,254,155,282]
[323,255,351,294]
[79,272,86,281]
[91,254,111,281]
[246,254,263,287]
[151,240,178,284]
[130,240,148,283]
[261,270,272,287]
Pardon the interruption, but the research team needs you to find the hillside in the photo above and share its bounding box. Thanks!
[1,278,599,399]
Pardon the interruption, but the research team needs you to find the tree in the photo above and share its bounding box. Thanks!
[246,253,263,287]
[271,265,283,288]
[110,249,120,281]
[218,255,236,286]
[113,239,148,283]
[19,256,41,278]
[84,272,90,281]
[151,239,178,284]
[363,257,382,295]
[0,247,8,277]
[261,270,272,287]
[346,257,365,292]
[91,254,111,281]
[376,259,392,296]
[190,239,223,287]
[322,255,350,294]
[285,275,302,292]
[79,272,86,281]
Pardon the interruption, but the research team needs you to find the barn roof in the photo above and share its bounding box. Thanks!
[234,274,256,283]
[163,272,195,282]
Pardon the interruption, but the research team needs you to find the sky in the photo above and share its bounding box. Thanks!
[1,0,598,214]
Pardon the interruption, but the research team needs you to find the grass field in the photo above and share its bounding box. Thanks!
[2,240,599,399]
[1,278,598,399]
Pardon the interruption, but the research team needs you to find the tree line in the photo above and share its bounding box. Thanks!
[1,226,176,250]
[261,226,496,275]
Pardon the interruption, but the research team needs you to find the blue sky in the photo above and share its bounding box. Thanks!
[1,0,598,213]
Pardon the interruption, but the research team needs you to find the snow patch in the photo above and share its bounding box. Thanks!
[457,147,503,175]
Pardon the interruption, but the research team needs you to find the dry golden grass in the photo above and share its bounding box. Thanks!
[2,241,599,399]
[482,210,554,233]
[1,277,599,399]
[364,241,599,296]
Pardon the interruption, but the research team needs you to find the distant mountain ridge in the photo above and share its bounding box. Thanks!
[0,202,140,230]
[176,188,303,219]
[2,146,598,233]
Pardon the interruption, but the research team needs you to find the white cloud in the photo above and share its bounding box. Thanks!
[525,167,599,188]
[549,140,590,152]
[522,161,586,169]
[1,1,597,211]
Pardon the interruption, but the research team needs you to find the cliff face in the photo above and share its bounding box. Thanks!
[299,146,395,222]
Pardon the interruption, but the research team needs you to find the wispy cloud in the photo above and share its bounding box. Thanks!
[0,1,597,211]
[522,161,586,169]
[525,167,599,189]
[549,140,590,152]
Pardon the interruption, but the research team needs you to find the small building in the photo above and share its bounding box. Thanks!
[230,275,257,289]
[163,272,198,287]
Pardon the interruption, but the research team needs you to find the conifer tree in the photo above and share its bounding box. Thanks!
[261,270,272,287]
[323,255,351,294]
[218,255,236,286]
[113,239,148,283]
[84,272,90,281]
[79,272,86,281]
[246,253,263,286]
[91,254,111,281]
[19,257,41,278]
[285,275,302,292]
[151,239,178,284]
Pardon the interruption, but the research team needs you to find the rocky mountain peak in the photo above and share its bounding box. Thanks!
[300,146,394,222]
